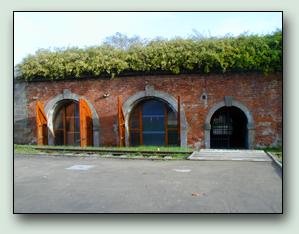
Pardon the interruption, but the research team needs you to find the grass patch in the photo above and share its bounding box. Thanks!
[261,147,282,163]
[14,144,193,159]
[261,147,282,153]
[33,145,193,152]
[14,144,42,154]
[273,152,282,162]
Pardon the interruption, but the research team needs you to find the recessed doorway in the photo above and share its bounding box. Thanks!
[210,106,248,149]
[129,99,179,146]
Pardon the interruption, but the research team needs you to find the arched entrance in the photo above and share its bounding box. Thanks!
[210,106,247,149]
[129,98,179,146]
[44,89,100,146]
[53,100,81,146]
[122,85,188,147]
[204,97,255,149]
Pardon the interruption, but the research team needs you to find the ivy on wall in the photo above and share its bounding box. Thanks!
[15,31,282,81]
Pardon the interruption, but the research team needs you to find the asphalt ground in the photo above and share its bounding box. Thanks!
[14,154,282,213]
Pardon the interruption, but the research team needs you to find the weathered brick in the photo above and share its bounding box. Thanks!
[16,72,282,148]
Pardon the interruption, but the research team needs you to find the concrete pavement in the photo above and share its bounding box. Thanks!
[14,154,282,213]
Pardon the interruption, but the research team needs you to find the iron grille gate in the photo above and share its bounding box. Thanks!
[210,109,233,149]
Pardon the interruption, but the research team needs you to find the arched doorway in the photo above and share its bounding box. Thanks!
[122,85,188,147]
[53,100,81,146]
[210,106,248,149]
[43,89,100,146]
[129,98,179,146]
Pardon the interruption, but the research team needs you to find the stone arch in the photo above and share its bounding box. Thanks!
[204,96,255,149]
[44,89,100,146]
[122,85,188,147]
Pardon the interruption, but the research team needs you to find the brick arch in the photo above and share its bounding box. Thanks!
[44,89,100,146]
[122,85,188,146]
[204,97,255,149]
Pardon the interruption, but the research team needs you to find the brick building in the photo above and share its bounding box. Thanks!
[14,71,282,149]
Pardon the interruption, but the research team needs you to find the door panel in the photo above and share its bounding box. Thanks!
[79,99,93,147]
[117,97,126,146]
[54,101,80,146]
[36,101,48,145]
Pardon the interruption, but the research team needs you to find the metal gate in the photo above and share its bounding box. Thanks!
[210,109,233,149]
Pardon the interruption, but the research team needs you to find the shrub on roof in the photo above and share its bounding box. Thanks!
[15,31,282,81]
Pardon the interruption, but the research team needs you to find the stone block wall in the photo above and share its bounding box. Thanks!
[14,81,33,144]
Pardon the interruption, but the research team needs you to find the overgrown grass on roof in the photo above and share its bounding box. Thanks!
[15,31,282,81]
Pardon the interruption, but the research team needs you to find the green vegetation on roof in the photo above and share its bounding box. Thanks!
[15,31,282,81]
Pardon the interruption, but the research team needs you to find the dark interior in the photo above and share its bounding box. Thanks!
[210,106,248,149]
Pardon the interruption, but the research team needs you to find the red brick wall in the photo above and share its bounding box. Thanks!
[24,72,282,148]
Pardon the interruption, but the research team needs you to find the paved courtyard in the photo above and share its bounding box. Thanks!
[14,154,282,213]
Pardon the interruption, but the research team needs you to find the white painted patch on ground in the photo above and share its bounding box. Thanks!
[66,165,95,171]
[173,169,191,173]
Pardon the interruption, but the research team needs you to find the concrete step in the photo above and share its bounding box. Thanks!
[188,150,271,162]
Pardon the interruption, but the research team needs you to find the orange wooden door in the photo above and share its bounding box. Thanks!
[177,96,181,146]
[118,97,125,146]
[36,101,48,145]
[79,99,93,147]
